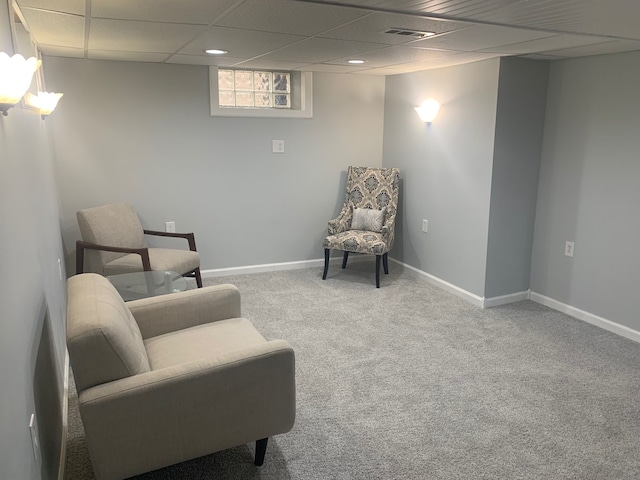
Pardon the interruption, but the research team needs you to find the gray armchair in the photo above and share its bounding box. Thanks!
[76,202,203,287]
[66,273,296,480]
[323,166,400,288]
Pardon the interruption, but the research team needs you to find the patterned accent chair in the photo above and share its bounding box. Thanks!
[322,166,400,288]
[76,202,203,288]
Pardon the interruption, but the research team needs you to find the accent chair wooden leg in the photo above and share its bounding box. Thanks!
[342,251,349,269]
[375,255,381,288]
[322,249,330,280]
[255,437,268,466]
[383,253,389,274]
[194,267,203,288]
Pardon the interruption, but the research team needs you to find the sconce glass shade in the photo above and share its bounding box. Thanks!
[0,52,42,116]
[415,98,440,123]
[25,92,63,116]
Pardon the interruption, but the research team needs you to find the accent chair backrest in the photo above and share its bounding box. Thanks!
[77,202,146,273]
[66,273,151,392]
[345,166,400,241]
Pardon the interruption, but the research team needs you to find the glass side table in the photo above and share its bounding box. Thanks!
[106,270,188,301]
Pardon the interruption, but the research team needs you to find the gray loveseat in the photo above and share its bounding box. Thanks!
[66,273,296,480]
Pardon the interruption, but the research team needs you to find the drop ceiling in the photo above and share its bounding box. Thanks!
[12,0,640,75]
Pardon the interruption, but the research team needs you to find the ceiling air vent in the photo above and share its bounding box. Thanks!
[383,28,435,39]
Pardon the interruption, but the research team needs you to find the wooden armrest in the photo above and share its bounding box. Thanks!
[76,240,151,274]
[143,230,197,252]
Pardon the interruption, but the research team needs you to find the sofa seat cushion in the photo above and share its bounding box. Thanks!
[144,318,267,370]
[104,248,200,276]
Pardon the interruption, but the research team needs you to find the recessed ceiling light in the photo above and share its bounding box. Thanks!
[348,59,365,64]
[205,49,227,55]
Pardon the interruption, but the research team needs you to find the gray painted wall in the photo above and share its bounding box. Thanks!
[382,59,500,296]
[484,57,549,298]
[0,4,67,479]
[531,50,640,332]
[43,58,385,272]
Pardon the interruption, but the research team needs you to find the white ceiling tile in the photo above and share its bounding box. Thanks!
[539,40,640,58]
[15,0,84,16]
[231,59,313,70]
[164,54,246,67]
[478,34,614,55]
[91,0,241,25]
[20,8,84,48]
[329,45,456,68]
[297,63,369,74]
[178,26,305,58]
[319,11,469,45]
[411,24,556,52]
[88,50,171,63]
[215,0,370,36]
[260,37,385,63]
[89,19,205,53]
[41,45,85,58]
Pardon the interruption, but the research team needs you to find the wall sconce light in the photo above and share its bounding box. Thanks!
[25,92,63,118]
[0,52,42,116]
[415,98,440,124]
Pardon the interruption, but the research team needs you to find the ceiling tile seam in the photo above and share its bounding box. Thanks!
[162,0,248,63]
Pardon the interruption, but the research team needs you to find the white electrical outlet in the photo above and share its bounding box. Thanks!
[422,219,428,233]
[165,221,176,233]
[564,241,574,257]
[29,414,41,464]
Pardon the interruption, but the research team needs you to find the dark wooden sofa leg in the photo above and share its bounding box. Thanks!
[375,255,381,288]
[255,437,268,466]
[342,251,349,269]
[194,267,203,288]
[383,253,389,274]
[322,249,330,280]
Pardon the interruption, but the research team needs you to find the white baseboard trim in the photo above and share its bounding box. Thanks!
[530,291,640,343]
[389,258,485,308]
[483,290,530,308]
[200,255,370,278]
[57,350,69,480]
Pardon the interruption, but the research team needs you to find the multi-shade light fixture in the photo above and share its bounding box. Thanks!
[0,52,63,117]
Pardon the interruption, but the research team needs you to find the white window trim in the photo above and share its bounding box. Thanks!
[209,66,313,119]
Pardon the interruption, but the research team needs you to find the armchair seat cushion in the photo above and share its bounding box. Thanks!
[104,248,200,276]
[323,230,388,255]
[144,318,267,370]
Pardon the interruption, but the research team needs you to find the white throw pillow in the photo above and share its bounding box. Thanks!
[351,207,384,233]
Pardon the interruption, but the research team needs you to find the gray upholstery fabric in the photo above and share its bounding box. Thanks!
[66,274,296,480]
[324,166,400,255]
[67,274,150,392]
[77,203,146,273]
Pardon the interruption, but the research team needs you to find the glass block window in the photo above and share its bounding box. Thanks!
[218,69,291,109]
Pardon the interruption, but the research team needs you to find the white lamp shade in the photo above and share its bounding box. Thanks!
[0,53,42,106]
[25,92,63,115]
[415,99,440,123]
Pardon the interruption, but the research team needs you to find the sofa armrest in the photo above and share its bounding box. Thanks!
[127,284,241,339]
[78,340,295,480]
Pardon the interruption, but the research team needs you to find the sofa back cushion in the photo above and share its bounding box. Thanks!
[67,273,150,392]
